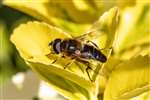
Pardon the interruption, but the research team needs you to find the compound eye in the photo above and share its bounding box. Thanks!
[52,39,61,54]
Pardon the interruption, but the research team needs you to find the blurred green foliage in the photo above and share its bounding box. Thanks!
[0,5,34,82]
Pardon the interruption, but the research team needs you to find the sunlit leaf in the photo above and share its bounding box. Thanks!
[93,7,119,48]
[3,0,98,24]
[115,0,136,8]
[3,0,98,34]
[10,21,97,99]
[53,0,97,23]
[130,91,150,100]
[3,0,54,24]
[101,56,121,77]
[11,21,71,60]
[90,7,119,81]
[51,18,91,37]
[114,3,150,59]
[28,62,94,100]
[104,55,150,100]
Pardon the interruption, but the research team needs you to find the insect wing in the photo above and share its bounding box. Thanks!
[74,21,105,43]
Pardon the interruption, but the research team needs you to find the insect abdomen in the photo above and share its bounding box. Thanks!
[81,44,107,63]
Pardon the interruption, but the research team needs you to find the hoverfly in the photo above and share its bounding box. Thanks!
[48,30,108,81]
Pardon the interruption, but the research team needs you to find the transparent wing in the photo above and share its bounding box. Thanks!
[73,20,113,57]
[74,31,96,41]
[74,21,105,43]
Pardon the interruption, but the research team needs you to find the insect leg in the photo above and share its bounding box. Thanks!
[75,57,94,81]
[61,54,65,58]
[51,54,66,64]
[85,62,93,82]
[51,58,57,64]
[64,58,75,69]
[45,52,58,64]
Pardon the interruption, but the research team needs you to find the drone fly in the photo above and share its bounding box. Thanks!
[48,31,107,81]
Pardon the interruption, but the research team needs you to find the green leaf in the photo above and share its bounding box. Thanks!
[114,3,150,59]
[130,91,150,100]
[28,62,94,100]
[90,7,119,81]
[10,21,96,99]
[3,0,98,24]
[50,18,91,36]
[101,56,121,77]
[104,55,150,100]
[3,0,54,24]
[3,0,95,34]
[10,21,71,60]
[53,0,97,23]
